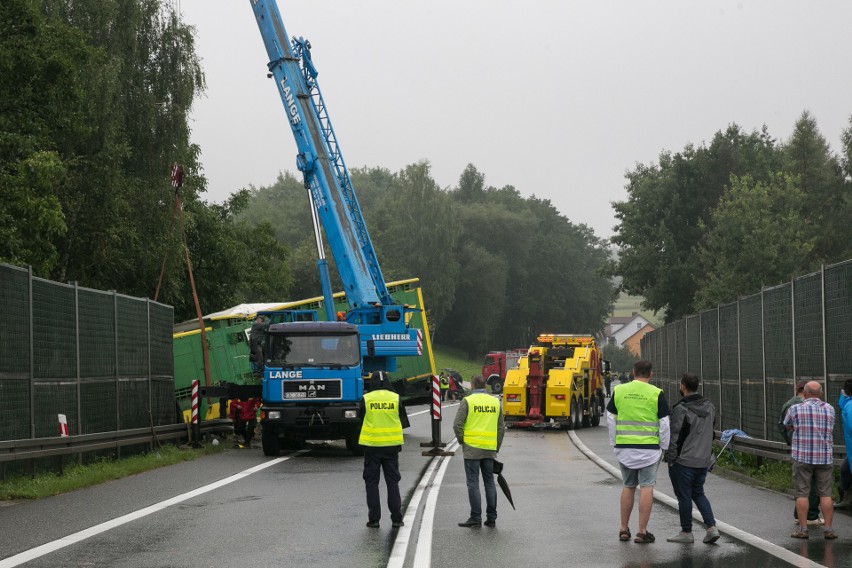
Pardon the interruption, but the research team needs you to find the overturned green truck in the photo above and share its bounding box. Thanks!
[173,278,437,421]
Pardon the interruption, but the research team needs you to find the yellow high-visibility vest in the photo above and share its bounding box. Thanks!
[359,390,404,447]
[613,381,661,447]
[463,393,499,450]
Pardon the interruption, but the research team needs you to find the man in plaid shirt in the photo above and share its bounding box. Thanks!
[784,381,837,539]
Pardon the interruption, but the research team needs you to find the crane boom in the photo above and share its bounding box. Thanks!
[249,0,392,309]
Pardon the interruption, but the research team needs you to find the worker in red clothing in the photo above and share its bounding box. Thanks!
[230,398,261,448]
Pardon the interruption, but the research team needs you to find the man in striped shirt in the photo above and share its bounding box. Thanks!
[784,381,837,540]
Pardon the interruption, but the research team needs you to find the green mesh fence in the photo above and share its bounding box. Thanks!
[79,289,116,379]
[794,272,823,378]
[718,302,740,431]
[641,259,852,447]
[80,381,118,434]
[764,283,793,443]
[32,280,76,380]
[686,316,701,375]
[0,265,29,375]
[739,294,764,438]
[700,310,721,416]
[0,264,175,442]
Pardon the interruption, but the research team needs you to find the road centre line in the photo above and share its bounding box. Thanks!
[387,450,444,568]
[0,451,308,568]
[568,432,824,568]
[413,439,459,568]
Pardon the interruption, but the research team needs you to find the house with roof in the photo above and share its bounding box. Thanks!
[601,312,655,354]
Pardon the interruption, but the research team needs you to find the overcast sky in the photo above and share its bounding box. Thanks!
[176,0,852,240]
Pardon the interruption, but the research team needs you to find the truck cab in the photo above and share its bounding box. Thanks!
[261,321,364,454]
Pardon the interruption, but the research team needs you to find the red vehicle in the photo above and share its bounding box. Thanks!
[481,349,527,394]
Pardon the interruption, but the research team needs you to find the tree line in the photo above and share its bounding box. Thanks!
[238,163,616,357]
[611,114,852,324]
[1,1,615,358]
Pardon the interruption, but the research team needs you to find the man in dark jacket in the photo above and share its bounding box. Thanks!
[665,373,720,544]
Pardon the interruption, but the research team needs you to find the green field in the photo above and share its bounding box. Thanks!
[612,293,661,326]
[432,344,481,381]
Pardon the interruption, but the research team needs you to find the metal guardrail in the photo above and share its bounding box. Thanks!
[0,420,233,467]
[714,431,846,467]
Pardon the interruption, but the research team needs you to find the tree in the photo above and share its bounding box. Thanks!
[602,343,640,373]
[694,174,814,309]
[611,124,783,322]
[783,111,846,264]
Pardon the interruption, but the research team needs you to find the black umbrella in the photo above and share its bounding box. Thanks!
[493,460,515,510]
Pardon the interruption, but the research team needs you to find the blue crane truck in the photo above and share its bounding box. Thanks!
[247,0,422,456]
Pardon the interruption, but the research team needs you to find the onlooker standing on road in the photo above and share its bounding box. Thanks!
[453,374,505,528]
[784,381,837,539]
[607,360,670,544]
[664,373,720,544]
[834,379,852,510]
[779,381,822,525]
[359,372,410,529]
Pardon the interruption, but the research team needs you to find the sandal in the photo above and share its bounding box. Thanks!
[823,530,837,540]
[634,531,655,543]
[790,529,809,539]
[619,528,631,541]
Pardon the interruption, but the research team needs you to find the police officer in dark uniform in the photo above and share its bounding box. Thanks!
[359,372,410,528]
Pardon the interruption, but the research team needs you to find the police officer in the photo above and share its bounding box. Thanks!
[439,372,449,401]
[359,372,409,529]
[453,374,505,528]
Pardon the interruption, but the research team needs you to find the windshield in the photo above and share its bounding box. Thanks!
[267,332,360,368]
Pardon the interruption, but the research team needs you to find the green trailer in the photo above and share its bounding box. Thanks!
[173,278,437,420]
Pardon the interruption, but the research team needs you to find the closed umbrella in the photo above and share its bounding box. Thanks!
[493,460,515,510]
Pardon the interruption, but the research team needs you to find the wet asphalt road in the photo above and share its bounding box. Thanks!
[0,400,849,568]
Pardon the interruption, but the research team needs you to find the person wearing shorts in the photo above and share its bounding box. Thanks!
[784,381,837,540]
[607,360,670,544]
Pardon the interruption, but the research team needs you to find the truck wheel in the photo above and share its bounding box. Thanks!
[346,429,364,457]
[574,398,584,429]
[491,380,503,395]
[262,427,281,456]
[582,397,592,428]
[589,395,602,427]
[567,398,578,430]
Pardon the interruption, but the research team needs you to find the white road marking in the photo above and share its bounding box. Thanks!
[0,451,308,568]
[407,401,459,418]
[413,440,459,568]
[387,452,443,568]
[568,432,825,568]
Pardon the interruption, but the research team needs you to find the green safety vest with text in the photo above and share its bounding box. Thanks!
[359,390,404,447]
[613,381,661,448]
[463,393,499,450]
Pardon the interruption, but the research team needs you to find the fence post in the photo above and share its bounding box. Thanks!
[75,282,81,436]
[28,266,35,439]
[737,300,742,430]
[791,276,797,389]
[820,264,827,392]
[760,287,767,440]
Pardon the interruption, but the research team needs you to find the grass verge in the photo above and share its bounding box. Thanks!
[712,446,841,499]
[0,441,225,501]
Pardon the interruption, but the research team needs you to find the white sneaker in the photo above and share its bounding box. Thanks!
[703,526,721,543]
[806,517,825,526]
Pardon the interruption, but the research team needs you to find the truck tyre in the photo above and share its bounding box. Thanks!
[582,397,592,428]
[491,380,503,395]
[568,398,579,430]
[346,429,364,457]
[574,398,584,429]
[589,395,602,427]
[262,427,281,456]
